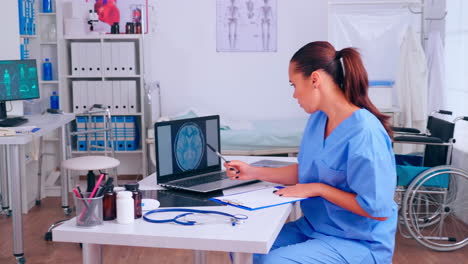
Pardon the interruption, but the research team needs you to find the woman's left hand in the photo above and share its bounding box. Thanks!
[273,183,323,198]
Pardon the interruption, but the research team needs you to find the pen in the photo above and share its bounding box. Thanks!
[206,143,229,163]
[76,185,84,197]
[206,143,241,174]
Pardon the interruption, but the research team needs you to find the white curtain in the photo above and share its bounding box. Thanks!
[446,0,468,152]
[328,3,418,81]
[445,0,468,223]
[394,26,428,132]
[426,32,446,113]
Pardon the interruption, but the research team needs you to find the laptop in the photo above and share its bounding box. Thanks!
[154,115,257,193]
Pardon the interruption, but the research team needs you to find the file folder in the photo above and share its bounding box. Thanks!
[79,43,88,76]
[71,42,81,76]
[89,116,97,151]
[127,80,137,113]
[121,42,136,75]
[114,116,126,151]
[103,81,113,111]
[111,42,121,76]
[94,116,105,150]
[87,81,97,110]
[72,81,81,114]
[80,81,89,112]
[112,81,121,114]
[124,116,136,151]
[119,81,128,114]
[86,42,102,77]
[76,116,88,151]
[103,42,112,77]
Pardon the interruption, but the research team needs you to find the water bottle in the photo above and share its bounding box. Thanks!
[50,91,59,110]
[42,0,53,13]
[43,58,52,81]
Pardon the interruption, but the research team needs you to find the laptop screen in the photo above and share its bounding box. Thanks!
[154,115,221,183]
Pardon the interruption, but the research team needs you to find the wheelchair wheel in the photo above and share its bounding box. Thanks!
[402,166,468,251]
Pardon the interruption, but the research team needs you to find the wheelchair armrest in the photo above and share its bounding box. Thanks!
[393,135,444,144]
[391,126,421,134]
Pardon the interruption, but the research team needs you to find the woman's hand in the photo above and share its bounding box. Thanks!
[224,160,257,181]
[273,183,323,198]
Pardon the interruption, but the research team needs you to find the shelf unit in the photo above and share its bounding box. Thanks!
[17,0,64,205]
[57,34,149,177]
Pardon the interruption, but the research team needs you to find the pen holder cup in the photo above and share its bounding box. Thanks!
[74,193,104,227]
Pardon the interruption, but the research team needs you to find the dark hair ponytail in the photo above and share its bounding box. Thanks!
[291,41,393,138]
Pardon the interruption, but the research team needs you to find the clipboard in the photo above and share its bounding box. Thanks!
[210,186,307,211]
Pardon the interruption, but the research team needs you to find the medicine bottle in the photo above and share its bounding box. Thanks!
[114,186,125,193]
[50,91,59,110]
[43,58,53,81]
[116,191,134,224]
[103,184,116,221]
[124,183,142,219]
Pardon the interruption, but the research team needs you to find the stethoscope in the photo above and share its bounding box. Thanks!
[143,208,248,226]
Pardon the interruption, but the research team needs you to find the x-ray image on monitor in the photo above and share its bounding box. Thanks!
[174,122,205,171]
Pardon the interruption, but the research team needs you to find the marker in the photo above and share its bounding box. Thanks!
[206,143,240,174]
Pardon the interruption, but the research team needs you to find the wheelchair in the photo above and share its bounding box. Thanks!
[392,110,468,251]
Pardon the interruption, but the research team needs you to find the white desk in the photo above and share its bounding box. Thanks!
[0,113,75,263]
[53,156,298,264]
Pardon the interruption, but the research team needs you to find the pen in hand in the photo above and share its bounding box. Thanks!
[206,143,240,174]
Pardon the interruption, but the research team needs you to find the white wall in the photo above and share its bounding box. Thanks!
[0,0,23,114]
[148,0,327,121]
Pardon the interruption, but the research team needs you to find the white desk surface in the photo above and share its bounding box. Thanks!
[0,113,75,145]
[53,156,298,254]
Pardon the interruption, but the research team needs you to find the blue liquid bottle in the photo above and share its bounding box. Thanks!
[50,91,59,110]
[43,58,53,81]
[42,0,53,13]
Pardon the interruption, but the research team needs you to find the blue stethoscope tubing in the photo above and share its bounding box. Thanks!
[143,208,248,226]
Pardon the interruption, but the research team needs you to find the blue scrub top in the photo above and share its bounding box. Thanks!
[297,109,397,263]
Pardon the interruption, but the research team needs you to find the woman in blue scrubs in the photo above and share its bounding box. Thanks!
[225,41,397,264]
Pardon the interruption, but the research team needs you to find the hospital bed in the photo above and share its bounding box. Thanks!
[147,111,307,168]
[220,118,306,157]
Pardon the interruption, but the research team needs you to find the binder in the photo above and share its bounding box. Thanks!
[124,116,136,151]
[102,81,113,111]
[210,186,306,211]
[120,81,129,114]
[111,42,121,76]
[80,43,88,76]
[102,42,112,77]
[127,80,137,113]
[87,81,97,110]
[89,116,97,151]
[76,116,88,151]
[80,81,89,112]
[71,42,80,76]
[87,42,101,77]
[108,116,117,150]
[93,81,103,106]
[112,81,121,114]
[121,42,136,75]
[94,116,105,150]
[114,116,126,151]
[72,81,81,113]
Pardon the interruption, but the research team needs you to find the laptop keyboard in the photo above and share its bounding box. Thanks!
[172,172,229,187]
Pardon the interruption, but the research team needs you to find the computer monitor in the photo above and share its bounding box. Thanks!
[0,59,40,120]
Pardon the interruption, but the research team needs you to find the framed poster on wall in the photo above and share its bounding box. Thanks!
[216,0,277,52]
